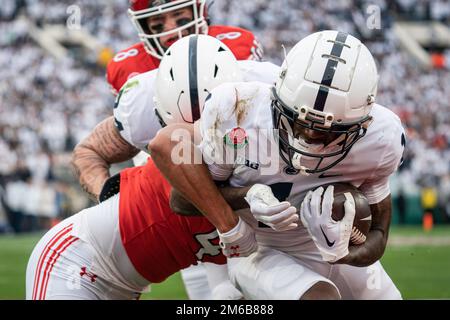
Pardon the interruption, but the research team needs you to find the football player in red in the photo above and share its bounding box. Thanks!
[107,0,263,94]
[74,0,263,299]
[26,36,253,300]
[26,156,251,300]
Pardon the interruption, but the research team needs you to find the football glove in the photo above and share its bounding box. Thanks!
[218,217,257,258]
[245,184,298,231]
[300,185,356,263]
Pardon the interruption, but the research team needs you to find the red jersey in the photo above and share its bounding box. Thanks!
[118,158,225,283]
[106,25,262,94]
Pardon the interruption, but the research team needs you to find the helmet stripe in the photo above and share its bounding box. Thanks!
[313,31,348,111]
[188,35,201,122]
[314,86,330,112]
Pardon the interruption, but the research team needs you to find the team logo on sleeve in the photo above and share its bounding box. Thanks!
[224,127,248,149]
[121,79,140,92]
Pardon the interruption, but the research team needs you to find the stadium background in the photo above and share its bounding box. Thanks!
[0,0,449,299]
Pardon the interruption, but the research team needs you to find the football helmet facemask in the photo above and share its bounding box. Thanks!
[128,0,208,59]
[272,30,378,175]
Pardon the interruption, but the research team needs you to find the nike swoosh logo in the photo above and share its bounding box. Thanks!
[318,173,343,179]
[320,225,335,247]
[360,216,372,221]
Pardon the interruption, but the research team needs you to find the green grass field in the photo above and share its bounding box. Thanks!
[1,226,449,300]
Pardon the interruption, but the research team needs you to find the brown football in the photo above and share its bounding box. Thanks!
[328,183,372,245]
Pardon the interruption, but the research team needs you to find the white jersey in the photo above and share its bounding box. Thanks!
[199,81,405,255]
[113,60,280,150]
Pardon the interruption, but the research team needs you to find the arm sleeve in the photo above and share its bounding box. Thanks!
[112,71,161,150]
[360,125,406,205]
[198,83,241,181]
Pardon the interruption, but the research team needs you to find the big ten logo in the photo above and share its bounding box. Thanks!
[66,5,82,30]
[366,264,381,290]
[66,265,81,290]
[366,4,381,30]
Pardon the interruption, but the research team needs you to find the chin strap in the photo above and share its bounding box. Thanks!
[291,153,310,176]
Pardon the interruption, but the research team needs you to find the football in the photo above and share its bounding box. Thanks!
[329,183,372,245]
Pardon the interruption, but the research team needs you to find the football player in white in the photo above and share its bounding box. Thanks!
[149,30,405,299]
[71,34,279,299]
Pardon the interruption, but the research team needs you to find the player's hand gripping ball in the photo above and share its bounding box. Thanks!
[300,184,371,263]
[330,183,371,245]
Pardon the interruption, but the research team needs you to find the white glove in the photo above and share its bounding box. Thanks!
[218,217,257,258]
[245,184,298,231]
[300,185,356,263]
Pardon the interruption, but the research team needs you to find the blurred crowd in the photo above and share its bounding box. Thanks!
[1,0,449,232]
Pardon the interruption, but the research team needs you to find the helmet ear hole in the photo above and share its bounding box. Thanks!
[169,68,174,81]
[214,65,219,77]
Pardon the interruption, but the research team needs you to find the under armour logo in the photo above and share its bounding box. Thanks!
[80,267,97,283]
[229,245,240,257]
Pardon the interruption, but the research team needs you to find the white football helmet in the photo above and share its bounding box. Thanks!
[272,30,378,174]
[128,0,208,59]
[154,34,243,126]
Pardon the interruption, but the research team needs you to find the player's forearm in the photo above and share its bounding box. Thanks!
[71,116,140,200]
[72,145,111,200]
[157,154,238,233]
[170,186,251,216]
[149,124,239,233]
[337,196,391,267]
[220,186,252,211]
[338,229,387,267]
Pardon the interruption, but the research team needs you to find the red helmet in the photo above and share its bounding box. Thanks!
[128,0,208,59]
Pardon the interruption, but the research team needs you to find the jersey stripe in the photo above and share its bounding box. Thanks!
[40,236,79,300]
[188,36,201,122]
[313,31,348,111]
[32,224,73,300]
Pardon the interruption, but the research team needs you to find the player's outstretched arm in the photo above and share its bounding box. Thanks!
[149,121,258,258]
[148,123,239,233]
[71,116,140,201]
[336,195,392,267]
